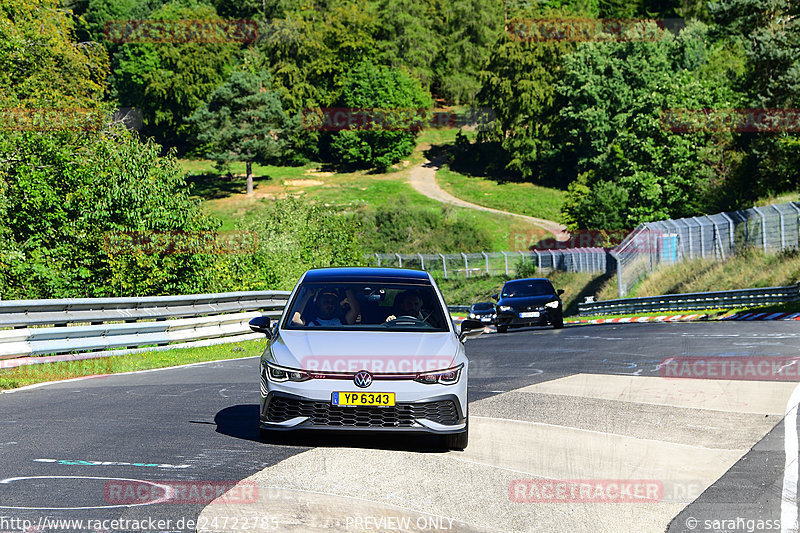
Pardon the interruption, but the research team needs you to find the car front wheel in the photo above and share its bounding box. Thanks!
[496,325,508,333]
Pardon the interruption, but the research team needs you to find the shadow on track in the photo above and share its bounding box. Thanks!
[214,405,449,453]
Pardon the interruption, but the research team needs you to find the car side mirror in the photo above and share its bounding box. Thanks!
[249,316,271,335]
[491,294,499,301]
[459,319,484,342]
[557,289,564,296]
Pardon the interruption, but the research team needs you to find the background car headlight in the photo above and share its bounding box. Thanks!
[499,305,513,312]
[265,362,311,383]
[544,301,560,309]
[415,364,463,385]
[469,312,476,318]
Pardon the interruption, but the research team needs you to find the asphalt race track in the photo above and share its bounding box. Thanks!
[2,321,800,533]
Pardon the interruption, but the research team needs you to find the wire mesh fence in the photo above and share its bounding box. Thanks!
[365,248,612,278]
[613,201,800,297]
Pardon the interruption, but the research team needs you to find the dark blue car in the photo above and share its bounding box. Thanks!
[493,278,564,332]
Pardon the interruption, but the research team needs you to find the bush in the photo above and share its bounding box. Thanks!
[329,62,432,171]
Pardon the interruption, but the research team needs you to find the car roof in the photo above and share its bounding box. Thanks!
[504,278,552,284]
[302,267,432,284]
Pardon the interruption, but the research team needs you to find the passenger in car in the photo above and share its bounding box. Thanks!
[292,287,360,326]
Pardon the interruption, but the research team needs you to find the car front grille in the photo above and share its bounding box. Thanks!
[265,396,460,427]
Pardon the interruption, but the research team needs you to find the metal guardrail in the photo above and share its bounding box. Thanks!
[0,291,290,363]
[0,291,476,366]
[578,284,800,316]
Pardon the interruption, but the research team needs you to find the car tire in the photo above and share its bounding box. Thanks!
[445,421,468,451]
[496,325,508,333]
[552,316,564,329]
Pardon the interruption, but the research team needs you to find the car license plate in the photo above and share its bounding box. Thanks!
[481,317,492,322]
[332,392,395,407]
[519,311,540,318]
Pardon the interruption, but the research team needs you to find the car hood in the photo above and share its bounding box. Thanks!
[269,330,460,373]
[498,295,557,308]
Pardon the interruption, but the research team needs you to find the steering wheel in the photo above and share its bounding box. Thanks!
[384,315,428,327]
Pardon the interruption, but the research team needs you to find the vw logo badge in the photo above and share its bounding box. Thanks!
[354,370,372,388]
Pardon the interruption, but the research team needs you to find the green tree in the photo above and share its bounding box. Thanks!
[329,62,433,171]
[110,1,237,148]
[188,70,289,195]
[711,0,800,200]
[555,22,744,229]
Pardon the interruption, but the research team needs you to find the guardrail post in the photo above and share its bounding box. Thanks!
[374,253,381,266]
[772,204,786,250]
[418,253,425,271]
[439,254,447,279]
[753,206,767,252]
[395,253,402,268]
[462,253,468,276]
[502,251,509,276]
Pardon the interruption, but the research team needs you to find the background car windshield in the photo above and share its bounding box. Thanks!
[473,303,494,311]
[284,282,449,331]
[501,280,555,298]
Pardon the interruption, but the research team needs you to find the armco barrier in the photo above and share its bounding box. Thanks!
[0,291,473,365]
[0,291,290,362]
[578,283,800,316]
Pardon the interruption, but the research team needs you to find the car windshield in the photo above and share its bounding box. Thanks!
[501,280,555,298]
[283,282,449,332]
[472,303,494,311]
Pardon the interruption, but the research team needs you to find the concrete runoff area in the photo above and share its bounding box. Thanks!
[196,373,795,532]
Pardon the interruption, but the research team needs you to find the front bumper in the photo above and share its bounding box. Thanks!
[260,391,467,434]
[497,308,557,327]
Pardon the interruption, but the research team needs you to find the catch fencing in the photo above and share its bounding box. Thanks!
[365,248,612,278]
[613,202,800,298]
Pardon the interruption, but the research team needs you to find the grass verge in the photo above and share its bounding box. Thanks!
[0,339,266,391]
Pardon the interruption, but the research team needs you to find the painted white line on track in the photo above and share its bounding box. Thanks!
[0,476,172,510]
[1,356,259,394]
[781,382,800,533]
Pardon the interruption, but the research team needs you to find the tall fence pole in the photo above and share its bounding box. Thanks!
[502,251,509,276]
[720,212,735,256]
[772,204,786,250]
[753,206,767,252]
[439,254,447,279]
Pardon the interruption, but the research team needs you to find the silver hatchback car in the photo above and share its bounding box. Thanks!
[249,267,484,450]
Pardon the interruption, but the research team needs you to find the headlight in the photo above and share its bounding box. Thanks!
[544,301,560,309]
[415,364,463,385]
[469,312,476,318]
[264,361,311,383]
[499,305,513,312]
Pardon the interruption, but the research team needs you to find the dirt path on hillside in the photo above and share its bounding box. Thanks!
[408,157,570,241]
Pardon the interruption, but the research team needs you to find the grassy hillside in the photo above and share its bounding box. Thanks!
[180,128,566,254]
[436,165,566,222]
[596,247,800,301]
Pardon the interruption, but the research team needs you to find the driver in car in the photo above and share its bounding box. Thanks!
[385,290,425,323]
